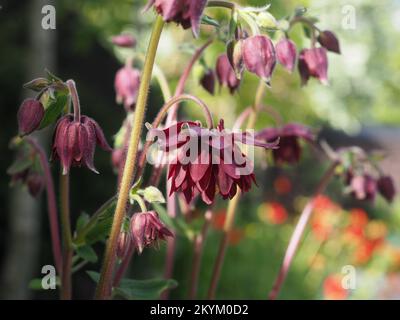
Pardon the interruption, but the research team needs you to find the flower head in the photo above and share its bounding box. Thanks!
[145,0,207,37]
[242,35,276,85]
[150,120,277,204]
[200,69,216,95]
[345,172,377,201]
[216,54,241,94]
[276,38,297,73]
[130,211,173,253]
[114,65,141,111]
[52,114,111,174]
[111,34,136,48]
[256,123,314,165]
[298,47,329,85]
[17,99,45,135]
[377,175,396,203]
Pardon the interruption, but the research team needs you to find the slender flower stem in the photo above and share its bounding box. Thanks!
[60,173,73,300]
[26,137,62,274]
[66,80,81,122]
[207,0,236,10]
[208,80,265,299]
[95,16,165,300]
[113,243,135,288]
[268,161,339,300]
[188,209,213,299]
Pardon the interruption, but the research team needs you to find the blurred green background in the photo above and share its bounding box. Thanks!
[0,0,399,299]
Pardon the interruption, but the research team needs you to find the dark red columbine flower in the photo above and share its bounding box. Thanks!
[10,169,45,198]
[51,114,111,175]
[298,47,329,85]
[114,65,141,111]
[242,35,276,85]
[345,171,377,201]
[377,175,396,203]
[256,123,315,165]
[276,38,297,73]
[17,99,45,136]
[200,69,216,95]
[318,30,340,54]
[216,54,241,94]
[111,34,136,48]
[130,211,173,254]
[145,0,207,37]
[150,120,277,204]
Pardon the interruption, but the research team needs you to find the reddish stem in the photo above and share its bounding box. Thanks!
[268,161,339,300]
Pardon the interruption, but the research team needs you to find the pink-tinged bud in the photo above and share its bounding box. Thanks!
[111,34,136,48]
[17,99,44,135]
[114,65,141,111]
[200,69,216,95]
[26,172,45,198]
[298,48,329,86]
[117,232,132,259]
[216,54,241,94]
[346,172,377,201]
[146,0,207,37]
[318,30,340,54]
[112,147,127,171]
[51,115,112,175]
[377,176,396,203]
[130,211,173,254]
[242,35,276,85]
[276,38,297,73]
[227,39,244,79]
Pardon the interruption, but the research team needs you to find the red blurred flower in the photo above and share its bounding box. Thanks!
[323,274,348,300]
[273,175,292,195]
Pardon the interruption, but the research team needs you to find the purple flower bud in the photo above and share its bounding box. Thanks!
[377,175,396,203]
[17,99,45,135]
[200,69,216,95]
[242,35,276,85]
[276,38,297,73]
[114,65,141,111]
[130,211,173,254]
[298,48,329,86]
[318,30,340,54]
[111,34,136,48]
[227,39,244,79]
[26,172,45,198]
[216,54,241,94]
[52,115,112,175]
[112,147,127,171]
[117,232,132,259]
[146,0,207,37]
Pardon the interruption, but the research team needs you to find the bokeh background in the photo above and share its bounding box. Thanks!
[1,0,400,299]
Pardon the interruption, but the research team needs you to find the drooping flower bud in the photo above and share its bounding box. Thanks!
[216,54,241,94]
[114,65,141,111]
[117,231,132,259]
[145,0,207,37]
[200,69,216,95]
[242,35,276,85]
[226,39,244,79]
[130,211,173,254]
[276,38,297,73]
[377,175,396,203]
[17,99,45,135]
[298,48,329,85]
[318,30,340,54]
[346,172,377,201]
[51,115,112,175]
[26,172,45,198]
[111,34,136,48]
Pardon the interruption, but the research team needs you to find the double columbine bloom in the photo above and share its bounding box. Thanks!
[52,115,111,174]
[149,120,277,204]
[256,123,315,165]
[145,0,207,37]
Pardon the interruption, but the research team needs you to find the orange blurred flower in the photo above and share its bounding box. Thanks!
[310,195,341,240]
[274,175,292,195]
[323,274,348,300]
[212,209,226,230]
[228,228,245,245]
[258,202,288,225]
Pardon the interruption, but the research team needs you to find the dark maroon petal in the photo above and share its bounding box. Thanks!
[84,117,112,151]
[298,50,310,86]
[200,69,216,95]
[377,176,396,203]
[81,120,98,174]
[188,0,207,37]
[276,38,297,73]
[318,30,340,54]
[216,53,240,94]
[17,99,44,135]
[217,168,233,196]
[301,48,329,85]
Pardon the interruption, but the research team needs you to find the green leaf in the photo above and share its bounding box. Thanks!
[76,245,98,263]
[201,15,220,28]
[45,69,63,82]
[23,78,50,92]
[38,93,69,130]
[138,186,166,204]
[76,212,90,233]
[7,157,32,175]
